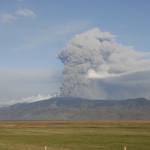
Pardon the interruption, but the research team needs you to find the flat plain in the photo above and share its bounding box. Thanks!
[0,121,150,150]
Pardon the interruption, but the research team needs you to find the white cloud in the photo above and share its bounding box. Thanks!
[10,94,53,104]
[0,13,17,23]
[15,8,36,17]
[87,69,116,79]
[0,8,36,23]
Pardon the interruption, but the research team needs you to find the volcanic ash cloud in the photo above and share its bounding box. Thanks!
[58,28,150,99]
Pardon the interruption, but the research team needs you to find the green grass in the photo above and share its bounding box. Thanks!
[0,121,150,150]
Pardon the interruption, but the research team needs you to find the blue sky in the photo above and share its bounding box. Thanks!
[0,0,150,104]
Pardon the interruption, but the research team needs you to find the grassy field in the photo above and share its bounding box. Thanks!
[0,121,150,150]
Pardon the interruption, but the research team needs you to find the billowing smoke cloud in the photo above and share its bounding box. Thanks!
[59,28,150,99]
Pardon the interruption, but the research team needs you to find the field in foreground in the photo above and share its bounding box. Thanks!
[0,121,150,150]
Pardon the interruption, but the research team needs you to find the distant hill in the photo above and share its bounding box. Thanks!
[0,97,150,120]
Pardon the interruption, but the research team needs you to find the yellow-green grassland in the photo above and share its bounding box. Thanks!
[0,121,150,150]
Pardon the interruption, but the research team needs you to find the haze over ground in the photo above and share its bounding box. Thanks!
[0,0,150,104]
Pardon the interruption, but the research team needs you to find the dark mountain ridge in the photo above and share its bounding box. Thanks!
[0,97,150,120]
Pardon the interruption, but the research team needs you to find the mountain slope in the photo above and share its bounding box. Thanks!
[0,97,150,120]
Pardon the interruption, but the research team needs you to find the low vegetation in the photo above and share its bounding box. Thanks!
[0,121,150,150]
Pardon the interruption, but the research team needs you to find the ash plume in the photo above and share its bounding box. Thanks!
[59,28,150,99]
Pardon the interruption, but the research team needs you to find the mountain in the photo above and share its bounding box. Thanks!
[0,97,150,120]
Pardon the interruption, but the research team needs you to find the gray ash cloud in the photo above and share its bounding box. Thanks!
[59,28,150,99]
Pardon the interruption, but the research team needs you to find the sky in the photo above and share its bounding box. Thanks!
[0,0,150,105]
